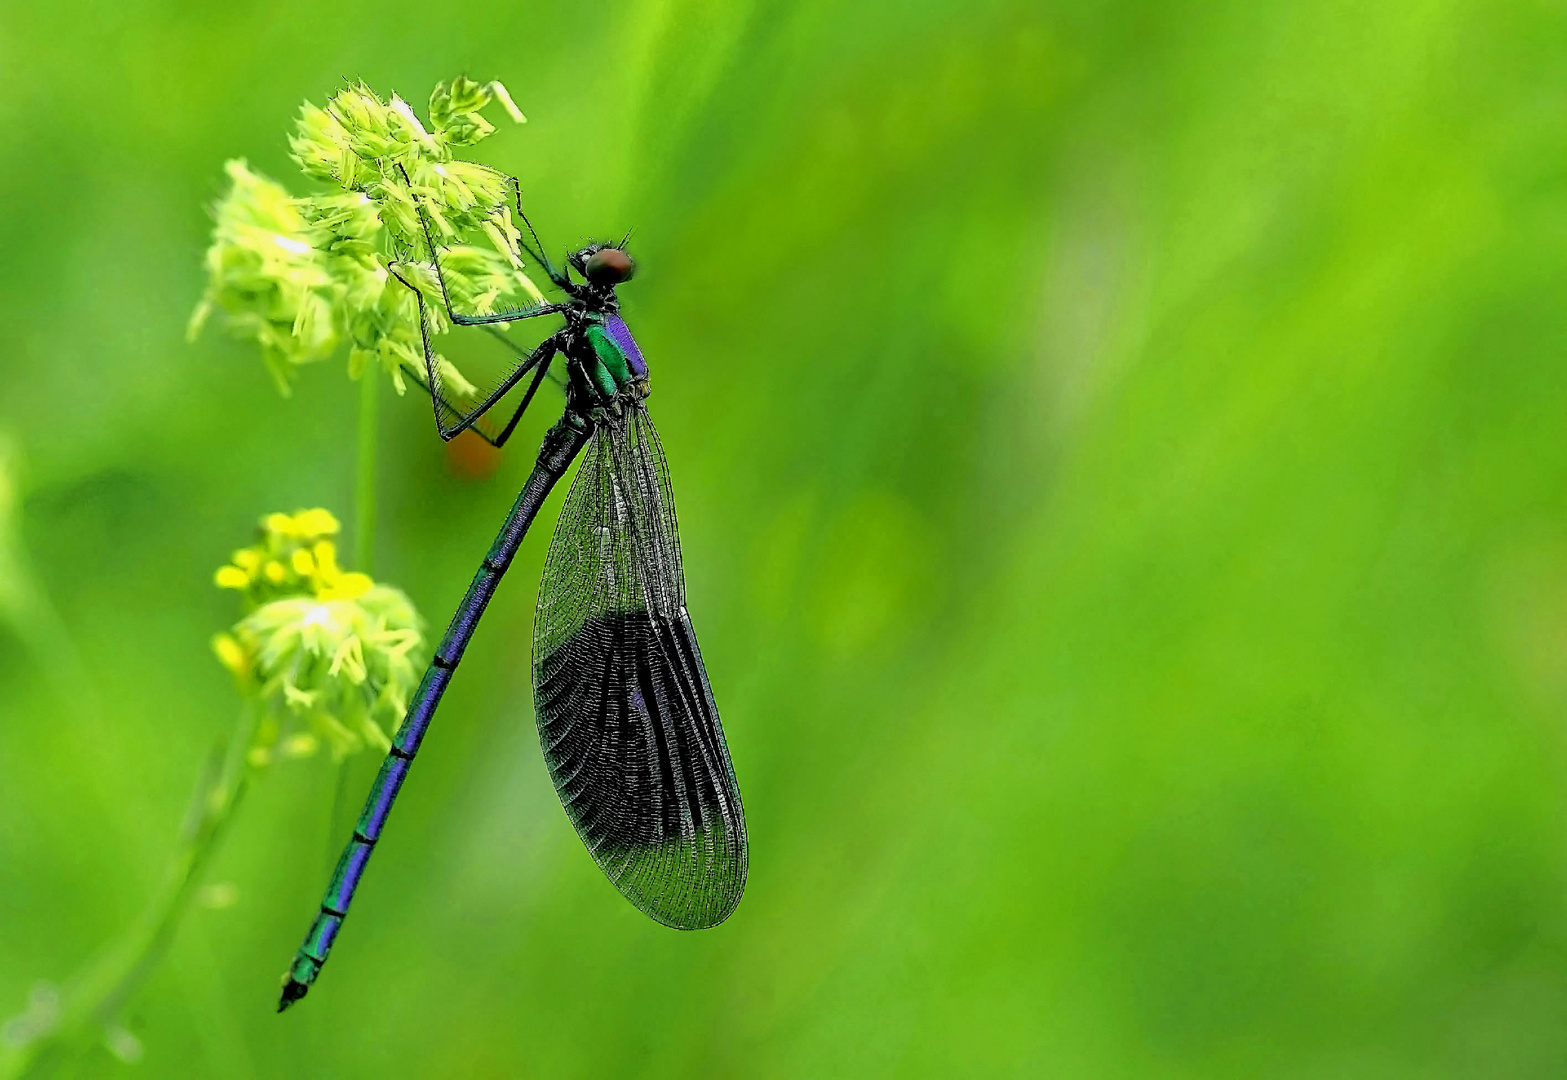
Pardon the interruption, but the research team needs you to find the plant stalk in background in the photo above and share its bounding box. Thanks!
[0,512,425,1077]
[3,73,526,1073]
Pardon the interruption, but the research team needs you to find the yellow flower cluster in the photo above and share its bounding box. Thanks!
[213,508,373,607]
[210,508,426,764]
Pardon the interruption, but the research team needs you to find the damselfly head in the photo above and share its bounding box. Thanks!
[575,244,635,287]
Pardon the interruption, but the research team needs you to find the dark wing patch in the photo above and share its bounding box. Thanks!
[533,403,747,928]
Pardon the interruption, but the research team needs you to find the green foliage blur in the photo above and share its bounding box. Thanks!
[3,0,1567,1076]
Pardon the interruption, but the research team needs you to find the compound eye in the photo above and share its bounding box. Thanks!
[584,247,634,286]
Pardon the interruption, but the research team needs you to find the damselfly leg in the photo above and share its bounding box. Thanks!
[387,166,575,446]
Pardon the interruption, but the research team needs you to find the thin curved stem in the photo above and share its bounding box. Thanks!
[332,371,383,871]
[0,706,258,1079]
[354,371,379,576]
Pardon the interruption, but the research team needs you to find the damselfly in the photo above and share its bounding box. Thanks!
[277,171,747,1011]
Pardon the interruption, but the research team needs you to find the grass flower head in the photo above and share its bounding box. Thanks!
[190,76,536,401]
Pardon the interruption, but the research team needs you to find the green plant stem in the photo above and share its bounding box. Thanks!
[354,372,378,576]
[329,371,382,859]
[0,706,258,1080]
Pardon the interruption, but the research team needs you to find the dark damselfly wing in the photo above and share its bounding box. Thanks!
[534,401,748,928]
[393,167,566,446]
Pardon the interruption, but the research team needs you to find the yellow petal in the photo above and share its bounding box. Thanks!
[214,566,250,590]
[264,561,287,584]
[320,571,373,601]
[313,540,340,576]
[211,632,249,676]
[295,508,340,537]
[291,548,316,575]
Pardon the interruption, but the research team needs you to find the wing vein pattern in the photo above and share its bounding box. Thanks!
[533,402,747,928]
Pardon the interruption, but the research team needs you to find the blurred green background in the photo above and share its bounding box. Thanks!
[4,0,1567,1076]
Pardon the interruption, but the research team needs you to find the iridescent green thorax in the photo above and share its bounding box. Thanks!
[583,315,649,400]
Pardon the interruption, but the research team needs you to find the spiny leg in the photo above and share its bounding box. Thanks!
[504,172,571,290]
[394,162,565,326]
[489,336,561,448]
[389,264,563,444]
